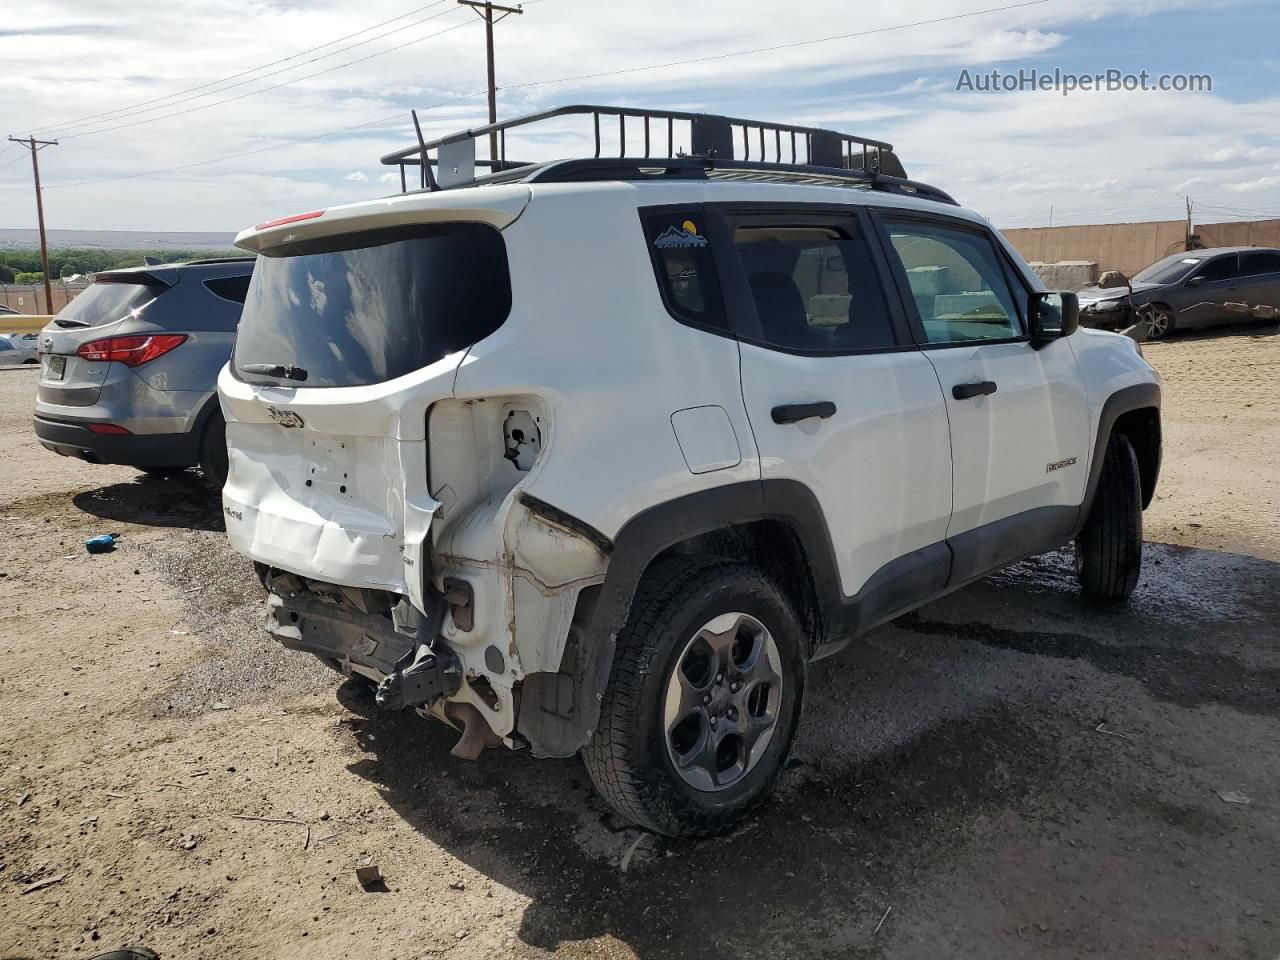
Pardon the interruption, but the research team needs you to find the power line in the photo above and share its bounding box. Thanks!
[55,9,472,141]
[34,0,1050,194]
[496,0,1051,93]
[30,1,451,136]
[41,97,481,193]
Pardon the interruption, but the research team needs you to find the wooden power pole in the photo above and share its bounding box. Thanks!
[7,135,58,313]
[457,0,523,167]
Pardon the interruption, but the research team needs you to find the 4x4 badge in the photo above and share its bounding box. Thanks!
[266,406,305,429]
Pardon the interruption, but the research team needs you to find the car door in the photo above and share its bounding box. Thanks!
[1237,251,1280,318]
[725,206,954,625]
[870,211,1090,584]
[1179,253,1241,328]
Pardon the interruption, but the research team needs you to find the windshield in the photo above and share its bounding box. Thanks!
[55,281,160,328]
[1133,254,1206,285]
[234,223,511,388]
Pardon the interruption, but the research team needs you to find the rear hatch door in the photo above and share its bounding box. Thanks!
[39,269,176,406]
[221,199,522,603]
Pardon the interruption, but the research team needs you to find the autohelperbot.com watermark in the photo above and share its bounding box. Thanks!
[955,67,1212,96]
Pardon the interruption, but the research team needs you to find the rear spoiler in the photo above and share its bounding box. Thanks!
[89,269,177,288]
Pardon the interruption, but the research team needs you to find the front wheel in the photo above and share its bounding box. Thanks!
[582,558,805,837]
[1139,304,1175,340]
[1076,433,1143,600]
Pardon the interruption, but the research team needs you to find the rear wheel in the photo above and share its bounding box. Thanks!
[1075,433,1143,600]
[582,558,805,837]
[199,410,229,490]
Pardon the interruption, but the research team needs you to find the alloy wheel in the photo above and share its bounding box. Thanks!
[662,611,784,792]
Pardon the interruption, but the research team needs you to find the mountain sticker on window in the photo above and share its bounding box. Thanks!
[654,222,708,249]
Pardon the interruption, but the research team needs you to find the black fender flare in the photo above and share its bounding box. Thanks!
[517,479,842,758]
[1074,381,1162,535]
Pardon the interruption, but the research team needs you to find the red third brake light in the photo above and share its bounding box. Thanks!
[77,334,188,367]
[255,209,325,231]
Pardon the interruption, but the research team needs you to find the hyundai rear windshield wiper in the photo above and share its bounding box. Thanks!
[241,362,308,382]
[54,318,91,328]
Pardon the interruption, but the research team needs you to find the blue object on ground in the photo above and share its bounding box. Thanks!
[85,533,120,554]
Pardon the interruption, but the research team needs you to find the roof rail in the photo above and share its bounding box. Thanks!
[378,104,957,205]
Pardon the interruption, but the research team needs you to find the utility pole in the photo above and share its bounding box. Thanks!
[1185,196,1195,251]
[7,135,58,314]
[457,0,523,167]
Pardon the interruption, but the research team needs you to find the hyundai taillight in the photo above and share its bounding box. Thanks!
[77,334,187,367]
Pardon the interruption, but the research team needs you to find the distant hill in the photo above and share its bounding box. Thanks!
[0,228,237,251]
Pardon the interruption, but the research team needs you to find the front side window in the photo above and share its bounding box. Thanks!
[642,211,727,330]
[234,222,511,388]
[1195,255,1239,283]
[883,220,1022,344]
[734,222,895,351]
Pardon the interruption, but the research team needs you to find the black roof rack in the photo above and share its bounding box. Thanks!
[378,104,957,206]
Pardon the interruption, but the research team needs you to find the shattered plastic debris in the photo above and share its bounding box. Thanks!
[1218,791,1251,805]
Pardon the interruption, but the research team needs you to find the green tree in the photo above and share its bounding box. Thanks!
[14,271,44,285]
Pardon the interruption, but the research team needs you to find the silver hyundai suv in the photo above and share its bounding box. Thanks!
[33,257,254,487]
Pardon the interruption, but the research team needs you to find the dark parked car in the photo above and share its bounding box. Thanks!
[1077,246,1280,339]
[33,257,255,487]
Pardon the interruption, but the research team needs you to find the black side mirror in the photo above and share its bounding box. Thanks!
[1028,291,1079,346]
[1187,275,1205,287]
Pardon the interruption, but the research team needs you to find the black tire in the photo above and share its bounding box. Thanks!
[139,466,188,478]
[199,409,229,491]
[582,557,805,837]
[1075,433,1143,600]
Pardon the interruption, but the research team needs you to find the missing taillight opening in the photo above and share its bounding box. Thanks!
[77,334,187,367]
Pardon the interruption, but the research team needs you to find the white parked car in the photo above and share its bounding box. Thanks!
[0,332,39,364]
[219,106,1162,836]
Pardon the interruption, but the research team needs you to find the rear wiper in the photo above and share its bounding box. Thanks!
[241,362,308,382]
[54,318,91,328]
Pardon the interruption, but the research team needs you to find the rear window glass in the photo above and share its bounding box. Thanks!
[234,223,511,388]
[55,281,160,328]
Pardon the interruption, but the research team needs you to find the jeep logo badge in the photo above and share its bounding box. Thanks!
[266,406,305,429]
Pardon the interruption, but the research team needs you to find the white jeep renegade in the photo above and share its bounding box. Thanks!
[219,106,1161,836]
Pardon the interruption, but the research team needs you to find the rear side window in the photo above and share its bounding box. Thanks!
[203,275,252,304]
[883,220,1022,343]
[234,223,511,388]
[642,211,727,330]
[55,281,161,329]
[734,222,895,351]
[1239,251,1280,276]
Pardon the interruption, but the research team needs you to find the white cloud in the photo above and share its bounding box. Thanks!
[0,0,1270,230]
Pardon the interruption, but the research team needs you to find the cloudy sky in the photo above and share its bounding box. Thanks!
[1,0,1277,233]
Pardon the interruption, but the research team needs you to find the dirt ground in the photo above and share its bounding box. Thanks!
[2,324,1278,960]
